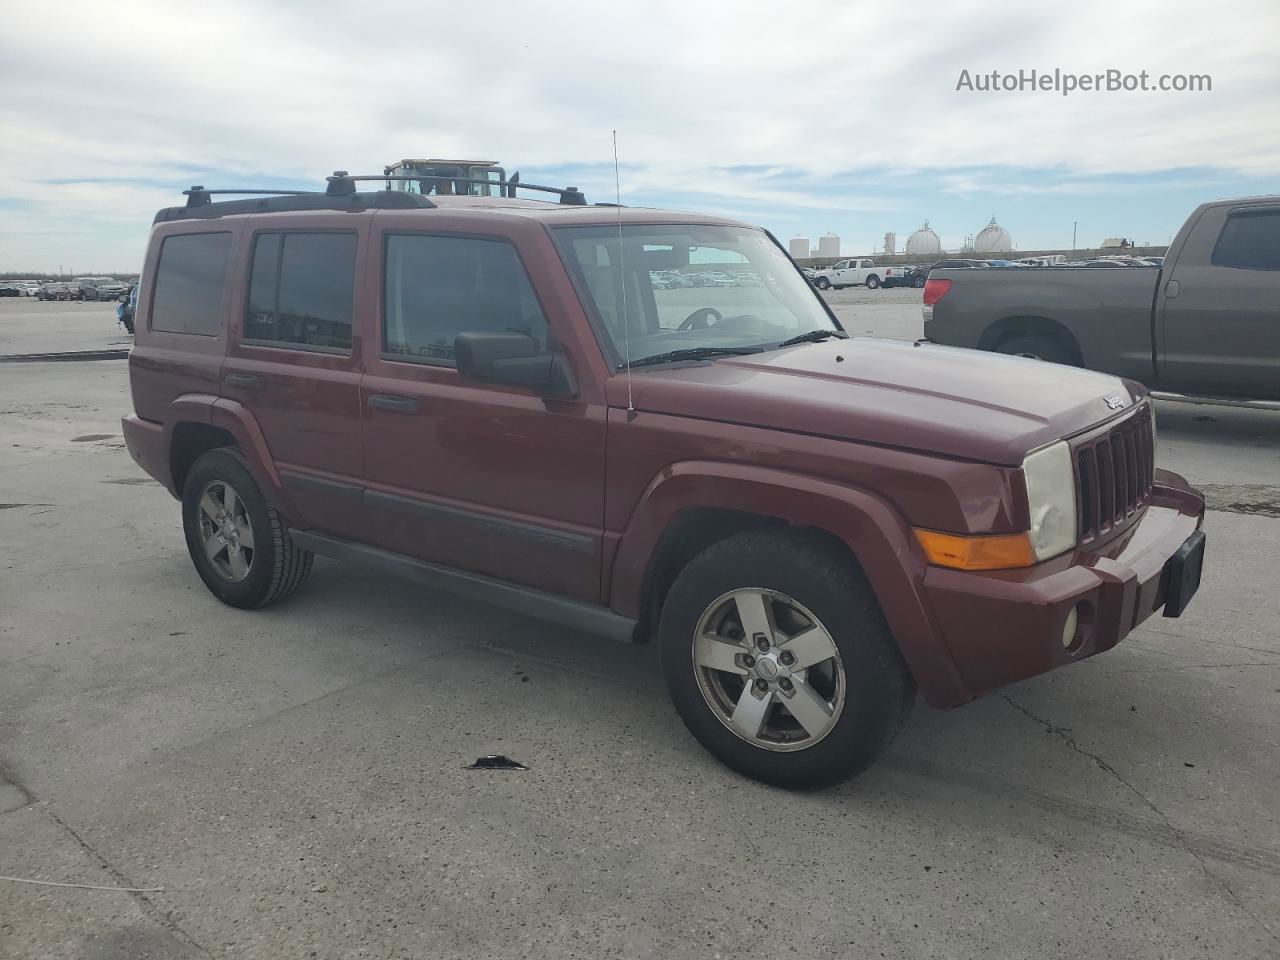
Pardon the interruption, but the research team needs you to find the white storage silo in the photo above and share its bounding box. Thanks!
[788,236,811,260]
[817,233,840,259]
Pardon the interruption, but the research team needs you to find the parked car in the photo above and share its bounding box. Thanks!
[122,178,1207,788]
[884,265,928,288]
[928,259,988,271]
[811,258,887,290]
[924,195,1280,401]
[77,276,127,300]
[37,282,77,300]
[0,281,24,297]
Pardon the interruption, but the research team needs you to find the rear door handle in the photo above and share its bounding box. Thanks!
[367,393,420,414]
[224,373,264,389]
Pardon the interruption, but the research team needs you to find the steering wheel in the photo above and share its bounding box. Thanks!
[678,307,723,331]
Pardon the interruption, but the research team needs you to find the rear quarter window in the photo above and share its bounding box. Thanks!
[150,232,233,335]
[1210,210,1280,270]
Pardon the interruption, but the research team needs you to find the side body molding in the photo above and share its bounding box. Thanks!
[608,461,970,708]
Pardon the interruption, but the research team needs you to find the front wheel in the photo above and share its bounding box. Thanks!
[866,275,881,290]
[182,447,313,609]
[913,275,926,288]
[659,529,914,789]
[814,277,831,290]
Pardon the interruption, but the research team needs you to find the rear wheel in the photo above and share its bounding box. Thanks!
[866,275,881,290]
[995,334,1077,366]
[659,529,914,789]
[182,447,313,609]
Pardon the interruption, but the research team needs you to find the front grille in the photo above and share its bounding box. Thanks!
[1075,404,1155,542]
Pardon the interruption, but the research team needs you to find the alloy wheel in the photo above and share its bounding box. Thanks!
[196,480,256,582]
[692,588,846,751]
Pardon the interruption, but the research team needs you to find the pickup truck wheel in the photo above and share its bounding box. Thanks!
[996,334,1075,365]
[182,447,313,609]
[866,275,881,289]
[814,277,831,290]
[659,529,914,788]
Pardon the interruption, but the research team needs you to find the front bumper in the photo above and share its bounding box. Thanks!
[923,468,1205,701]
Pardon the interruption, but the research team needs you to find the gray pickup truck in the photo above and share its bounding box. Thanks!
[923,196,1280,402]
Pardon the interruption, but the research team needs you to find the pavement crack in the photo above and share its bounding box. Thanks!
[1002,694,1278,946]
[44,808,215,958]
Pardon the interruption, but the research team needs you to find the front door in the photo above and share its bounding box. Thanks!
[1159,204,1280,399]
[360,228,606,602]
[221,224,370,541]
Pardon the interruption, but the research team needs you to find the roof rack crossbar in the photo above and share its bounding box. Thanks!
[344,174,587,205]
[183,186,319,208]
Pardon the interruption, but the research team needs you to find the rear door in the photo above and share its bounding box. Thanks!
[1159,204,1280,399]
[359,221,607,602]
[220,216,371,541]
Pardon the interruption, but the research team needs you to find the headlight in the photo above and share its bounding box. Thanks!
[1022,440,1077,562]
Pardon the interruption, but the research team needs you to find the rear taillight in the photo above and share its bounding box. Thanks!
[922,278,952,306]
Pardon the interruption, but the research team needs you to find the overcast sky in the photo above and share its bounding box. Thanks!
[1,0,1277,271]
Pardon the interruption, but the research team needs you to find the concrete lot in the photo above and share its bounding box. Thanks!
[1,296,1277,960]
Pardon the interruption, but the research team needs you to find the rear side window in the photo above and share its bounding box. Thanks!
[150,232,232,335]
[244,232,356,352]
[1211,210,1280,270]
[382,234,547,364]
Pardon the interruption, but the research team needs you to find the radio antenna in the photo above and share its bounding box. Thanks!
[613,129,634,416]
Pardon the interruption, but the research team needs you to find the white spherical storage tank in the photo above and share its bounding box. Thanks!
[974,217,1014,253]
[905,221,941,256]
[788,236,811,259]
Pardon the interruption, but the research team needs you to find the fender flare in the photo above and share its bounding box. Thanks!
[165,395,299,520]
[609,461,970,707]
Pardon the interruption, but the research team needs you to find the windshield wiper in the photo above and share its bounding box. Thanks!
[621,346,764,370]
[776,329,848,348]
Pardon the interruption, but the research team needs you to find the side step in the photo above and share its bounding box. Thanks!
[289,530,639,643]
[1149,391,1280,411]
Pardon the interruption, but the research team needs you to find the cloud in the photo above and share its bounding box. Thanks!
[1,0,1277,267]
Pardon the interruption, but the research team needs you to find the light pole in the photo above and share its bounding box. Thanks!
[1072,221,1077,252]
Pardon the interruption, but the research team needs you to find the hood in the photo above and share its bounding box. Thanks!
[620,338,1144,465]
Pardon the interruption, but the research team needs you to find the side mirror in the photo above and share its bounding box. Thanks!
[454,332,576,398]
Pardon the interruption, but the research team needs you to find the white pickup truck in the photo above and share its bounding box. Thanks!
[811,258,890,291]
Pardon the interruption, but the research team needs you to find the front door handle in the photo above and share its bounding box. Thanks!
[224,373,264,390]
[367,393,420,414]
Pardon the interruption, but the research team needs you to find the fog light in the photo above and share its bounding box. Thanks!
[1061,605,1080,650]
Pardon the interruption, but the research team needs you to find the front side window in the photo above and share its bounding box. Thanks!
[553,223,838,368]
[382,235,548,364]
[1211,210,1280,270]
[244,232,356,352]
[150,232,232,336]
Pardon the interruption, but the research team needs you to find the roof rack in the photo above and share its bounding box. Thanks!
[155,169,587,223]
[330,172,587,205]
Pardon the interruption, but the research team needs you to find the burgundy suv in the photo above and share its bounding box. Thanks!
[122,175,1206,787]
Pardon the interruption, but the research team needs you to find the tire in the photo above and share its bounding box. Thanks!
[659,529,915,789]
[181,447,313,609]
[913,275,926,288]
[866,275,881,290]
[995,334,1076,366]
[814,277,831,290]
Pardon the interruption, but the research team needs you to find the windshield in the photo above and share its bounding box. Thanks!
[552,223,839,368]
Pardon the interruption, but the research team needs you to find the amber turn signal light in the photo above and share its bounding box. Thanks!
[913,528,1036,571]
